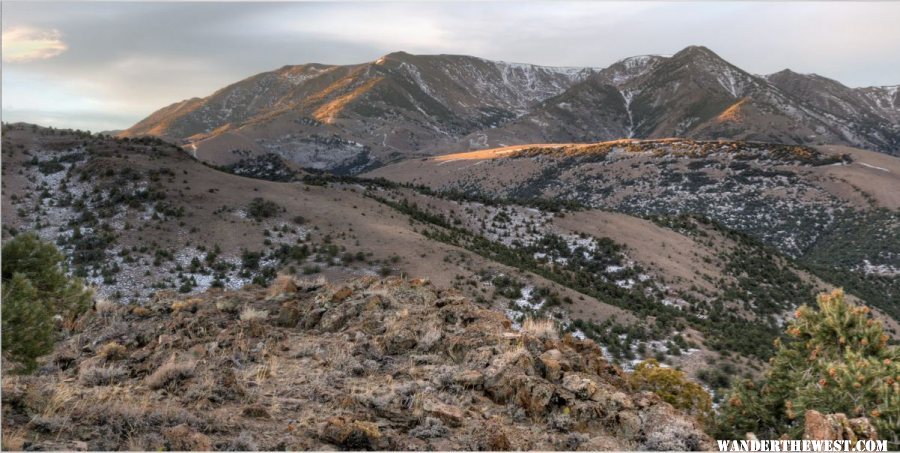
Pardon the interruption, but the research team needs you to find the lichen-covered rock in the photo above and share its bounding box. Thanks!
[803,410,879,442]
[539,348,565,382]
[421,398,464,427]
[561,372,600,400]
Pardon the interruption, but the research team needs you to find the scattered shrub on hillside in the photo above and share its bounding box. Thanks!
[241,250,262,270]
[629,359,713,425]
[716,289,900,445]
[98,341,128,361]
[246,197,281,221]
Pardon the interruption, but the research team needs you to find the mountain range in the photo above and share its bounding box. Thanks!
[120,46,900,173]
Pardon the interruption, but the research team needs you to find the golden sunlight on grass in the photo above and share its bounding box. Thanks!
[432,144,567,162]
[313,77,384,124]
[717,97,748,123]
[431,139,655,162]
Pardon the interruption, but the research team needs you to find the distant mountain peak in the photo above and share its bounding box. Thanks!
[669,45,734,68]
[674,45,717,56]
[597,54,667,86]
[121,47,900,166]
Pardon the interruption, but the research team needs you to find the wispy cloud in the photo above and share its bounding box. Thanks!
[2,26,68,63]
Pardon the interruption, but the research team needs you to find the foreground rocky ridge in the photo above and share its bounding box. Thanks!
[1,276,712,451]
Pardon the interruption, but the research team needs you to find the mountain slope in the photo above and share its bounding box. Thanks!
[765,70,900,148]
[367,139,900,324]
[120,53,595,172]
[11,123,898,388]
[121,46,900,172]
[482,47,900,154]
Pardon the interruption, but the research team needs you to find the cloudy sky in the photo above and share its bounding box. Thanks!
[3,1,899,132]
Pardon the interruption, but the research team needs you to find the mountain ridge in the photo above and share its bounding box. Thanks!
[121,45,899,172]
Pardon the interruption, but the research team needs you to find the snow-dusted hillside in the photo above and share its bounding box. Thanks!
[121,46,900,173]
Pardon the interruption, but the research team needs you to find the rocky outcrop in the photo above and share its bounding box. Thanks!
[803,410,879,443]
[1,277,712,450]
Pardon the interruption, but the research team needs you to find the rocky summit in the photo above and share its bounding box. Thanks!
[1,276,712,451]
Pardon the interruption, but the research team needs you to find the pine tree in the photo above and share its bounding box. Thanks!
[1,233,92,372]
[717,289,900,445]
[2,233,92,321]
[1,274,53,372]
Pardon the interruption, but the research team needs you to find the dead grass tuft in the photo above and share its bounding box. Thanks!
[171,298,203,313]
[146,360,195,390]
[131,306,152,317]
[39,383,78,418]
[163,423,212,451]
[95,297,119,315]
[267,275,298,299]
[239,307,269,322]
[98,341,128,360]
[521,317,558,340]
[79,365,129,386]
[1,427,27,451]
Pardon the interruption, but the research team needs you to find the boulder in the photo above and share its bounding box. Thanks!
[562,372,599,400]
[803,410,879,442]
[421,399,464,427]
[539,349,563,382]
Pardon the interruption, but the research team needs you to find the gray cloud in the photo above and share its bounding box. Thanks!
[2,1,899,131]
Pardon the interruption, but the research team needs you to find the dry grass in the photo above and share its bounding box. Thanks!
[239,307,269,322]
[321,342,351,369]
[1,427,28,451]
[146,360,195,390]
[496,344,532,370]
[131,306,152,317]
[98,341,128,361]
[40,382,78,418]
[431,144,565,162]
[79,365,129,386]
[95,297,119,315]
[171,298,203,313]
[521,317,558,340]
[267,275,298,299]
[252,355,280,384]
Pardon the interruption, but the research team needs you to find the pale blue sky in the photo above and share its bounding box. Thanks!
[2,1,899,132]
